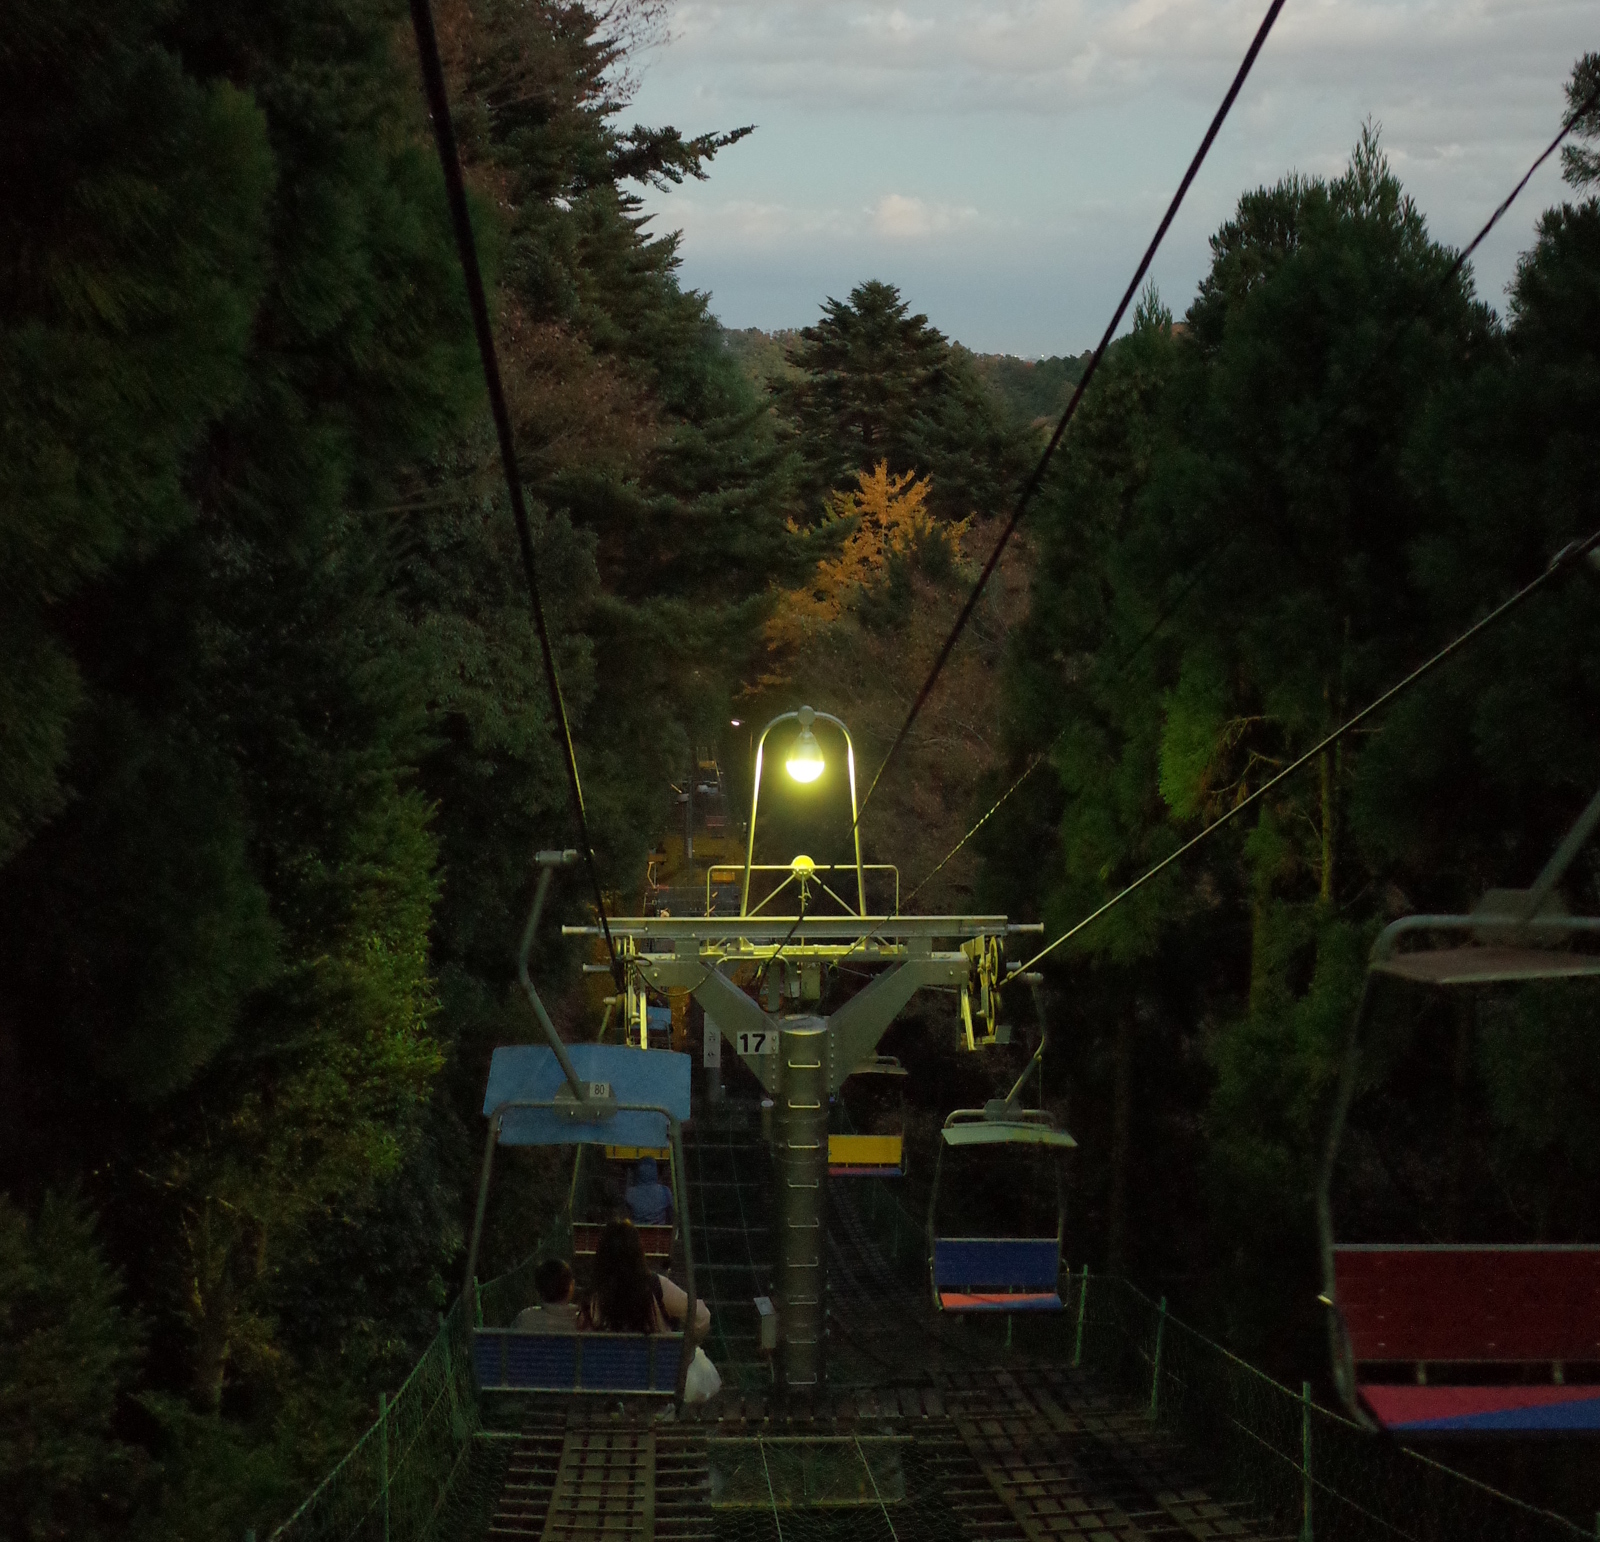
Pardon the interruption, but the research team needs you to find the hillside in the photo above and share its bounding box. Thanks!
[963,347,1091,429]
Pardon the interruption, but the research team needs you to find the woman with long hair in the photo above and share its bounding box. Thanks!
[580,1217,710,1339]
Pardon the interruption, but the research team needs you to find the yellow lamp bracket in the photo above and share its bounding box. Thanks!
[742,706,866,918]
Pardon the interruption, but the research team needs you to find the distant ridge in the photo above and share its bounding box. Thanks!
[718,323,1089,431]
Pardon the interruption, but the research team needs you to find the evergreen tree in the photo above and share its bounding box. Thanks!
[0,0,273,864]
[0,1192,143,1542]
[0,0,480,1521]
[1560,50,1600,189]
[988,130,1523,1361]
[777,279,1023,523]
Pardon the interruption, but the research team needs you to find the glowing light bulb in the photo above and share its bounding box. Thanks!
[785,724,824,783]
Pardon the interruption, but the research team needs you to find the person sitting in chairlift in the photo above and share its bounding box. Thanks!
[581,1217,721,1401]
[624,1156,674,1228]
[579,1218,707,1338]
[511,1257,579,1332]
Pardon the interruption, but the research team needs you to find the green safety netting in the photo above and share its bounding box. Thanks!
[266,1205,574,1542]
[270,1168,1591,1542]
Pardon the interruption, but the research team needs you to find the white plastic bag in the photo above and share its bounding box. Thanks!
[683,1345,722,1403]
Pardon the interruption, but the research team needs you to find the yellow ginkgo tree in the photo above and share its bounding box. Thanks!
[753,461,969,689]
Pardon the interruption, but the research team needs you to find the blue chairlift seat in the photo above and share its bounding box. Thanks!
[473,1327,684,1394]
[933,1238,1064,1312]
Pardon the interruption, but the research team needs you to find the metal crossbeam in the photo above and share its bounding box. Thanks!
[564,915,1016,942]
[565,916,1030,1094]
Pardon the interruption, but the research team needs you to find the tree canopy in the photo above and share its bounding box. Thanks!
[0,0,790,1531]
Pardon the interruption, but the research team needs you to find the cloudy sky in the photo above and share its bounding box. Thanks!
[624,0,1595,354]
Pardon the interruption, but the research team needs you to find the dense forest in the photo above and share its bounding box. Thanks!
[981,97,1600,1369]
[1,0,1598,1533]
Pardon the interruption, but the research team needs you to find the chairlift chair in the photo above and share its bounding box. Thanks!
[927,1031,1076,1313]
[829,1054,909,1178]
[564,1141,677,1266]
[1317,784,1600,1433]
[464,1041,699,1402]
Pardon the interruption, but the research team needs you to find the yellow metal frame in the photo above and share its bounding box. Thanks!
[958,935,1005,1050]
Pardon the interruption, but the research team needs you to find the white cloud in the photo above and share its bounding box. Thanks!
[869,193,982,237]
[650,191,988,249]
[663,196,851,245]
[648,0,1591,120]
[630,0,1595,349]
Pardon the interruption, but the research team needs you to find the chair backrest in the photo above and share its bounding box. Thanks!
[473,1328,683,1393]
[1334,1245,1600,1364]
[828,1133,902,1173]
[933,1237,1060,1293]
[572,1222,673,1261]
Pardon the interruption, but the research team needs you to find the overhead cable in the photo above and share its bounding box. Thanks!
[1005,528,1600,983]
[904,79,1600,912]
[407,0,624,989]
[902,554,1224,907]
[853,0,1291,829]
[1440,79,1600,292]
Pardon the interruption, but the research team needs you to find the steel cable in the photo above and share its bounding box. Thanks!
[853,0,1291,830]
[1006,528,1600,982]
[407,0,624,989]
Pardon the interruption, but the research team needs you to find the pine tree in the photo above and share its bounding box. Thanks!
[777,280,1022,523]
[0,1192,143,1541]
[988,132,1506,1356]
[0,0,273,864]
[0,0,481,1497]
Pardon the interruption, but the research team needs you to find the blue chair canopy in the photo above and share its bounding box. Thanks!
[483,1044,691,1148]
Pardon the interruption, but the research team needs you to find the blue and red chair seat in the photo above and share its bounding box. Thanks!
[934,1237,1063,1313]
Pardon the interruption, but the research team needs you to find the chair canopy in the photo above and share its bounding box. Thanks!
[483,1044,691,1148]
[940,1118,1077,1149]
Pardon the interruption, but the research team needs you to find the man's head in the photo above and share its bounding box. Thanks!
[534,1257,575,1304]
[633,1157,659,1185]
